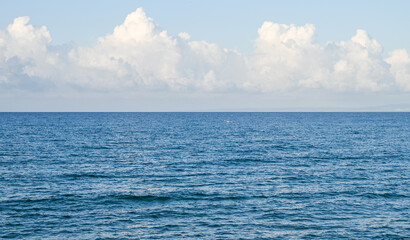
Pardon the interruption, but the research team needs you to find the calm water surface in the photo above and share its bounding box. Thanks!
[0,113,409,239]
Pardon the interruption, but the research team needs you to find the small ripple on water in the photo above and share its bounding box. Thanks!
[1,112,409,239]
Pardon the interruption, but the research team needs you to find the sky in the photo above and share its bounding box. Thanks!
[1,0,410,111]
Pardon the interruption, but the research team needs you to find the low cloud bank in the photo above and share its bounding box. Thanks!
[1,8,410,92]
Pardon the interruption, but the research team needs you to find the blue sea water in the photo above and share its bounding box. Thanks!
[0,112,409,239]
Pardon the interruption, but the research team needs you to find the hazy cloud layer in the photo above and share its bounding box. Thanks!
[1,8,410,92]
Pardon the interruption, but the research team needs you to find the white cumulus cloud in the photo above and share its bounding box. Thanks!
[67,8,245,91]
[0,8,410,93]
[385,49,410,91]
[247,23,389,92]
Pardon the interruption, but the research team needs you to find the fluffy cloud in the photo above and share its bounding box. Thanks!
[68,9,180,89]
[385,49,410,91]
[247,23,389,91]
[0,8,410,92]
[67,8,245,91]
[0,16,61,90]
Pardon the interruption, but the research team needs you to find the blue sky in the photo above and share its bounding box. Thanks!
[1,0,409,53]
[1,1,410,111]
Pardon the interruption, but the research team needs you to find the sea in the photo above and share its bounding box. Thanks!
[0,112,409,239]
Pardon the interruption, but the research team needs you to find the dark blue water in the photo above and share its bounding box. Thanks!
[1,113,409,239]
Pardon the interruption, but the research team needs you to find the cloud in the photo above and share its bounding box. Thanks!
[67,8,182,90]
[0,16,60,90]
[67,8,246,91]
[0,8,409,93]
[385,49,410,91]
[247,23,390,91]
